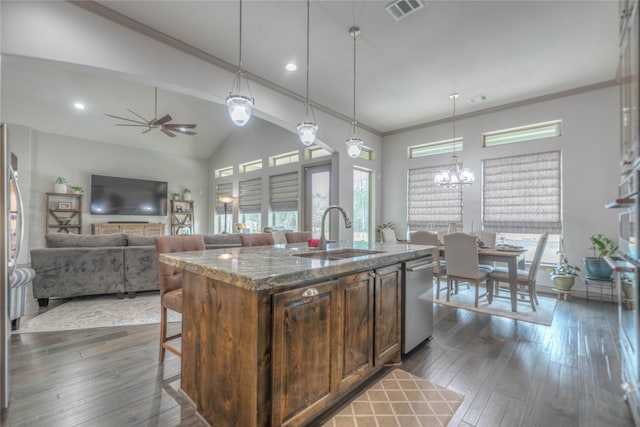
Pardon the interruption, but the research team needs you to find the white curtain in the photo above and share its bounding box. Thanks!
[407,165,463,229]
[269,172,298,212]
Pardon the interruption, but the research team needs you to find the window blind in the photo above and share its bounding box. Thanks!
[407,165,463,229]
[215,182,232,214]
[270,172,298,212]
[482,150,561,233]
[239,178,262,214]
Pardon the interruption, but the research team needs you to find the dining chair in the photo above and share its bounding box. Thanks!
[487,232,549,311]
[156,235,205,362]
[410,231,448,299]
[381,228,398,243]
[285,231,312,244]
[478,230,497,248]
[240,232,275,246]
[443,232,491,307]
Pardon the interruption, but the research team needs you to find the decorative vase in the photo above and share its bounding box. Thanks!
[54,183,67,194]
[551,274,576,291]
[583,257,613,280]
[622,280,634,300]
[183,191,192,201]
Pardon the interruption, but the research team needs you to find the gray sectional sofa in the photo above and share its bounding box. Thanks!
[30,232,242,306]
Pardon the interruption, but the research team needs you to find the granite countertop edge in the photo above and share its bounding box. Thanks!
[159,242,436,291]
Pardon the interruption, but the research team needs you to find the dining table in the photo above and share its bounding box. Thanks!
[439,245,528,312]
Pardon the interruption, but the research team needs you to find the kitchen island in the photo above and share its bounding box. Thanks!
[159,241,435,427]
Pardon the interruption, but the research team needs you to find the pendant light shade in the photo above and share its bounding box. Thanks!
[297,0,318,146]
[434,93,475,187]
[346,27,363,159]
[226,0,254,127]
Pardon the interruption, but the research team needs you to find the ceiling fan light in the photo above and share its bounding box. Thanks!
[346,137,363,158]
[226,94,254,126]
[297,120,318,146]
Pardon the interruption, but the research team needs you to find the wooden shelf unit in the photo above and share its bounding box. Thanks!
[170,199,194,235]
[46,192,83,234]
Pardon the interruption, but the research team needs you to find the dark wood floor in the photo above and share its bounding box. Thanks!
[1,295,633,427]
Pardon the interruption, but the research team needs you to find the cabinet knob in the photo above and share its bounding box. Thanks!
[302,288,319,298]
[369,272,376,278]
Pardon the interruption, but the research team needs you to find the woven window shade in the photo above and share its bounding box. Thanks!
[215,182,233,214]
[483,150,561,233]
[407,165,462,229]
[270,172,298,212]
[239,178,262,214]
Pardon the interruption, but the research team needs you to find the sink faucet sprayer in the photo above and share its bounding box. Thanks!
[319,205,352,250]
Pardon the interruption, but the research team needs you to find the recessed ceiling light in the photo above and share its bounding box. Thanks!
[285,63,298,71]
[468,94,488,104]
[73,102,85,110]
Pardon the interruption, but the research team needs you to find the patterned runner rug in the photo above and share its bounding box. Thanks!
[15,293,180,333]
[322,369,463,427]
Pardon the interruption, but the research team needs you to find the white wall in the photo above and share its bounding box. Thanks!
[382,86,620,293]
[13,127,209,252]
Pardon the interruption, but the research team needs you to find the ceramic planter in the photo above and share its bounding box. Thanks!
[551,274,576,291]
[622,281,634,300]
[54,183,67,194]
[583,257,613,280]
[183,191,192,201]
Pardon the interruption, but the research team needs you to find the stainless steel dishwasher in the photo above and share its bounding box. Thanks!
[402,256,435,354]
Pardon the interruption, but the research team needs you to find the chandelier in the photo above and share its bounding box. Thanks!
[226,0,254,127]
[345,27,363,159]
[297,0,318,146]
[434,93,474,187]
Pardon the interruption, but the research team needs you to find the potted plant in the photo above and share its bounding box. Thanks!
[547,256,581,291]
[183,188,192,201]
[171,192,180,200]
[70,186,83,194]
[54,176,67,194]
[621,273,634,300]
[583,233,617,280]
[376,222,394,242]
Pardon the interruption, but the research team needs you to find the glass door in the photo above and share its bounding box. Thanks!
[353,167,371,242]
[304,163,331,238]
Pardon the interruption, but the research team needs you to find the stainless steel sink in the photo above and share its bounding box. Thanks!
[292,249,384,261]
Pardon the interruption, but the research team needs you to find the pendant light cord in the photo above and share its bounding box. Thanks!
[451,93,458,155]
[305,0,310,109]
[238,0,243,72]
[351,27,359,127]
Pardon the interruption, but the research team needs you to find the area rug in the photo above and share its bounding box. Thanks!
[322,369,463,427]
[16,293,181,333]
[434,285,557,326]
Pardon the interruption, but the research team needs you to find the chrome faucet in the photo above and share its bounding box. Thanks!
[319,205,352,250]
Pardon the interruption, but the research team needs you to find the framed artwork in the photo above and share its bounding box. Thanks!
[175,205,183,213]
[58,202,71,209]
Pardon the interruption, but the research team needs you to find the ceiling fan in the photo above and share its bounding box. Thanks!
[105,87,197,137]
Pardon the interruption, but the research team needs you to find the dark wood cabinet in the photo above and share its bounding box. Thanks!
[374,264,402,366]
[271,280,338,427]
[335,270,374,392]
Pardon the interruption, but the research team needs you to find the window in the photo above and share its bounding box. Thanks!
[358,147,373,161]
[483,120,561,147]
[215,166,233,178]
[239,178,262,232]
[407,165,462,230]
[239,159,263,173]
[353,168,372,242]
[483,151,562,263]
[269,151,299,167]
[215,182,233,234]
[305,146,332,159]
[409,138,462,159]
[270,172,298,230]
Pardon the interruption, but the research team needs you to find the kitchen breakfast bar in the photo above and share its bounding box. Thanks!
[159,241,436,427]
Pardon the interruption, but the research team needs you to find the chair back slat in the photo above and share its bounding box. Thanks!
[528,232,549,281]
[444,232,480,279]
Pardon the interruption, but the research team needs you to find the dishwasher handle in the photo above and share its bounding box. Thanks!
[406,261,436,272]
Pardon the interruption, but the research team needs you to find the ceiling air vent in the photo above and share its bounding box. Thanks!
[385,0,424,21]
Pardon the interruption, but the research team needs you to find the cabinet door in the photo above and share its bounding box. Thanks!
[335,271,374,392]
[374,264,402,366]
[272,280,338,426]
[145,224,165,236]
[120,224,144,235]
[92,224,121,235]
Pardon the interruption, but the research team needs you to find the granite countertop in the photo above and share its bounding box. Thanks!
[159,240,436,291]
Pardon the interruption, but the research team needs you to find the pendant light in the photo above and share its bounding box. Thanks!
[226,0,254,127]
[345,27,363,159]
[297,0,318,146]
[434,93,475,187]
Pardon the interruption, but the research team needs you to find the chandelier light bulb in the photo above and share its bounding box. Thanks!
[297,120,318,146]
[226,94,253,127]
[346,136,363,158]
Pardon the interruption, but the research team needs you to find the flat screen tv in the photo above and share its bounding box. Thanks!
[90,175,168,216]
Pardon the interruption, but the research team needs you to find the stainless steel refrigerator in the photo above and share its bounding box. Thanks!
[0,124,9,410]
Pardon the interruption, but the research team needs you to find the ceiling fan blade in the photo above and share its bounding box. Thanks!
[174,129,198,136]
[155,114,172,125]
[115,124,148,127]
[164,123,196,129]
[105,114,147,125]
[161,128,176,137]
[126,108,151,124]
[142,128,153,134]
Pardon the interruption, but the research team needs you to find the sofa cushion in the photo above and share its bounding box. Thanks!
[46,233,127,248]
[127,235,157,247]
